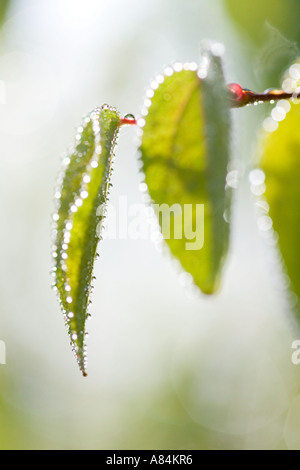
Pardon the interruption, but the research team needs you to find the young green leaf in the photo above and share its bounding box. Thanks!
[139,51,232,294]
[259,99,300,317]
[52,105,121,376]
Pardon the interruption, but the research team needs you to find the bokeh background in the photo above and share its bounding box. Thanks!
[1,0,300,450]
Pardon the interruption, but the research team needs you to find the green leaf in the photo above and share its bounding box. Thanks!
[139,52,232,294]
[260,100,300,316]
[52,105,121,376]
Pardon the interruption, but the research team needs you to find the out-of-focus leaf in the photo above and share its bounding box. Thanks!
[52,105,121,376]
[139,49,232,295]
[260,100,300,315]
[0,0,10,30]
[225,0,300,46]
[224,0,300,86]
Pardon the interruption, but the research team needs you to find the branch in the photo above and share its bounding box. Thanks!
[119,84,300,126]
[228,83,300,108]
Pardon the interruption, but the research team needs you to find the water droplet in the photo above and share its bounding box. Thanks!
[173,62,183,72]
[292,87,300,102]
[249,169,265,186]
[146,89,155,99]
[137,118,146,128]
[289,64,300,80]
[277,99,291,113]
[101,104,110,110]
[124,113,135,121]
[226,170,239,189]
[263,117,278,133]
[257,215,273,232]
[164,67,174,77]
[251,184,266,196]
[255,200,269,213]
[198,55,210,79]
[198,69,207,79]
[187,62,198,71]
[80,190,89,200]
[223,209,230,223]
[211,42,225,57]
[156,74,165,84]
[63,157,71,166]
[143,194,151,204]
[151,80,159,90]
[271,106,286,122]
[83,175,91,184]
[139,182,148,193]
[282,78,297,93]
[75,198,83,207]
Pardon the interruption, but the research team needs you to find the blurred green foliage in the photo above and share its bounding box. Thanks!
[0,0,10,30]
[261,99,300,319]
[224,0,300,87]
